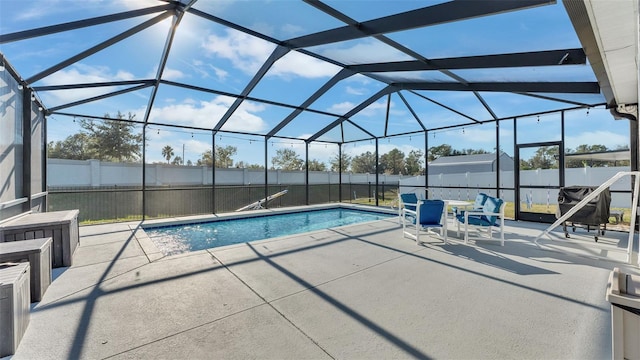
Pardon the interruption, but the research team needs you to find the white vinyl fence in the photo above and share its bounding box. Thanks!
[46,159,405,187]
[46,159,631,208]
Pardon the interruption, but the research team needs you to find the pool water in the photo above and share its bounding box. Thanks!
[144,208,393,255]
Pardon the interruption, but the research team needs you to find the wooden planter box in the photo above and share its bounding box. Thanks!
[0,210,79,268]
[0,262,30,357]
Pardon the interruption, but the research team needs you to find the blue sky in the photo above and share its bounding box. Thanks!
[0,0,628,166]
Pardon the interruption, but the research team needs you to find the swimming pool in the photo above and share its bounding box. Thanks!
[143,208,394,255]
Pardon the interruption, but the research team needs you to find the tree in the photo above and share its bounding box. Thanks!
[197,149,213,166]
[186,160,193,166]
[458,148,490,155]
[405,149,424,175]
[564,144,630,168]
[308,159,327,171]
[380,148,405,175]
[522,146,558,170]
[271,148,304,170]
[196,145,237,167]
[235,161,264,169]
[171,156,183,165]
[216,145,237,168]
[47,133,91,160]
[47,112,142,162]
[330,152,352,172]
[351,151,377,173]
[162,145,174,164]
[79,111,142,162]
[427,144,453,161]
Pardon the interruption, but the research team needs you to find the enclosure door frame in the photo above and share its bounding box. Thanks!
[515,141,565,223]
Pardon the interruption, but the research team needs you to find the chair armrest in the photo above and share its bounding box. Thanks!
[403,208,417,217]
[465,209,502,217]
[465,210,486,217]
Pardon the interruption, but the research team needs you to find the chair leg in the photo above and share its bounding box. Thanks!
[402,215,407,239]
[443,220,448,244]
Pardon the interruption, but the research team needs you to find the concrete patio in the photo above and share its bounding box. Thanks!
[7,215,640,359]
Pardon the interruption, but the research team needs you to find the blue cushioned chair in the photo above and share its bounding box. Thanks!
[398,193,419,223]
[402,199,447,245]
[456,196,505,245]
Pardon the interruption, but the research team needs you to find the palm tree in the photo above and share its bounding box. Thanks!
[161,145,174,164]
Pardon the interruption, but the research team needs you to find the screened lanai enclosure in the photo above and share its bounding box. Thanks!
[1,0,638,224]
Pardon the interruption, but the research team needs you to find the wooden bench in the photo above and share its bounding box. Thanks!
[0,238,52,303]
[0,210,79,268]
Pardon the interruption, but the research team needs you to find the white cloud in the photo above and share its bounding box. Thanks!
[346,86,367,96]
[209,65,229,82]
[145,96,268,132]
[40,63,136,105]
[308,142,340,162]
[201,29,338,80]
[327,101,356,114]
[271,51,340,79]
[327,99,405,117]
[16,4,55,21]
[347,73,375,85]
[178,59,230,82]
[161,67,186,81]
[343,143,422,158]
[222,100,268,132]
[201,29,276,75]
[16,0,157,21]
[317,39,413,65]
[147,66,186,81]
[281,23,305,37]
[179,59,210,79]
[360,101,391,117]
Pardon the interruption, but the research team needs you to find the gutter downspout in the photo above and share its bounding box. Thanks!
[611,104,638,173]
[612,104,639,230]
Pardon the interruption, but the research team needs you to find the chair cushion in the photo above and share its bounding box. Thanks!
[474,193,489,208]
[482,197,503,225]
[418,200,444,226]
[400,193,418,211]
[454,193,489,216]
[457,214,491,226]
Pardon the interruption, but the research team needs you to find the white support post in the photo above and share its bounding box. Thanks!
[632,176,640,266]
